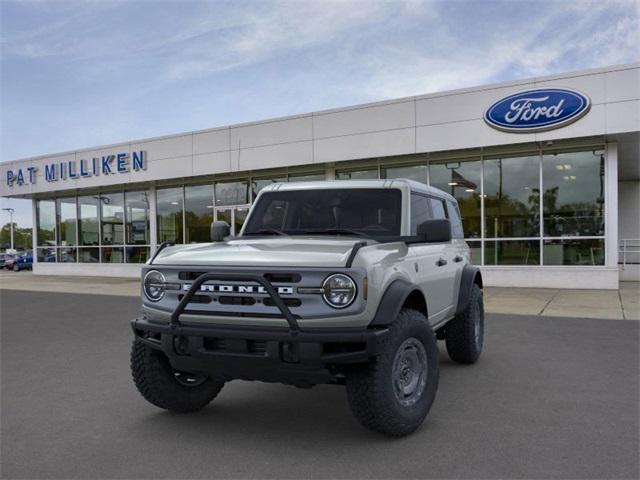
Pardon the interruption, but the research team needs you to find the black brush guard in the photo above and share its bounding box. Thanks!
[131,270,387,386]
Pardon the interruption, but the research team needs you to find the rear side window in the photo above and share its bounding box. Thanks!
[429,198,447,220]
[410,194,431,234]
[446,200,464,239]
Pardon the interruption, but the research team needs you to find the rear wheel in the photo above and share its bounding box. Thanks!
[131,340,224,413]
[445,284,484,364]
[345,309,439,436]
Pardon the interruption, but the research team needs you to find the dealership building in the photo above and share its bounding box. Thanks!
[1,63,638,289]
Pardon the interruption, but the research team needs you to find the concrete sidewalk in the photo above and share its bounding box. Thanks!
[1,270,638,320]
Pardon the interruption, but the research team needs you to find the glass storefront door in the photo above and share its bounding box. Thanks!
[215,206,250,236]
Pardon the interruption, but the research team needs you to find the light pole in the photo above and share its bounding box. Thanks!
[2,207,15,251]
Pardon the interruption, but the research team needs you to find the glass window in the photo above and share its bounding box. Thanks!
[430,160,481,238]
[58,247,76,263]
[383,164,428,185]
[77,196,100,246]
[429,198,447,219]
[125,191,150,245]
[215,180,248,206]
[336,168,378,180]
[157,187,184,243]
[37,246,56,262]
[36,200,56,246]
[484,240,540,265]
[410,194,431,235]
[235,207,250,235]
[126,246,150,264]
[446,201,464,239]
[251,177,286,200]
[542,150,605,237]
[100,193,124,245]
[244,189,402,239]
[78,247,100,263]
[288,172,325,182]
[185,184,214,243]
[56,198,77,246]
[543,239,604,265]
[484,155,540,238]
[101,246,124,263]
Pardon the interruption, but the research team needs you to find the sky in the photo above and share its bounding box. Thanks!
[1,0,639,228]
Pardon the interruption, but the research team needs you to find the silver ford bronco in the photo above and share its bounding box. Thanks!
[130,179,484,436]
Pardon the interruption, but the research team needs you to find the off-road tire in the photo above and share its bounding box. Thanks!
[445,284,484,364]
[131,340,224,413]
[345,309,439,436]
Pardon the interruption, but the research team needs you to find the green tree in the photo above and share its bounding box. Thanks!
[0,223,32,251]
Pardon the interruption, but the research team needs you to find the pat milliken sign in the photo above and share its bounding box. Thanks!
[484,88,591,133]
[5,151,147,187]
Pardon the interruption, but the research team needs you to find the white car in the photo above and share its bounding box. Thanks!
[131,179,484,436]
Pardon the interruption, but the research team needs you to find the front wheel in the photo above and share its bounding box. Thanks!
[12,263,19,272]
[345,309,439,436]
[131,340,224,413]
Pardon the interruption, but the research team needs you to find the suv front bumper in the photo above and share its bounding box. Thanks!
[131,317,388,386]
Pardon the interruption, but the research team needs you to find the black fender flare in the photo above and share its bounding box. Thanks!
[455,265,483,315]
[369,279,425,327]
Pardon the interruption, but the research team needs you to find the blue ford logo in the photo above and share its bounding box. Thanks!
[484,88,591,133]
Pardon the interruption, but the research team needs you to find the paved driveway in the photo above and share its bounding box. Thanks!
[1,290,638,479]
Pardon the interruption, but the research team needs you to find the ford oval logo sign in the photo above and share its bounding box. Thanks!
[484,88,591,133]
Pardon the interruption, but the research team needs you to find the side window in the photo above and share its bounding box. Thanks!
[429,198,447,220]
[447,200,464,239]
[410,194,431,234]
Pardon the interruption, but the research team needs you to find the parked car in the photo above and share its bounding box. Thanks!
[130,179,484,436]
[12,252,33,271]
[2,253,17,270]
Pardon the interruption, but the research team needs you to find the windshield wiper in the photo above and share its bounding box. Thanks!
[302,228,369,238]
[243,229,288,236]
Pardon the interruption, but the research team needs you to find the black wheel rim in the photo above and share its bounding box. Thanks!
[173,370,208,387]
[392,337,428,407]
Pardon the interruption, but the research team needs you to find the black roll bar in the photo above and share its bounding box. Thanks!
[170,272,300,334]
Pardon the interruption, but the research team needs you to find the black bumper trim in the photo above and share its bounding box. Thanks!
[131,317,388,386]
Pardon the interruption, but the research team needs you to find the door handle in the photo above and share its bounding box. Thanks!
[436,258,447,267]
[453,255,463,263]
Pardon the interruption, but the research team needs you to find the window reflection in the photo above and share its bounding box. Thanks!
[157,187,184,243]
[484,155,540,238]
[78,196,100,246]
[185,184,214,243]
[430,160,481,238]
[215,181,248,206]
[383,164,428,185]
[543,150,605,237]
[56,198,77,246]
[484,240,540,265]
[125,191,150,245]
[36,200,56,246]
[100,193,124,245]
[336,169,378,180]
[543,239,604,265]
[288,172,325,182]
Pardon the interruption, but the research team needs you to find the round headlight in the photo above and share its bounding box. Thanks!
[322,274,357,309]
[143,270,166,302]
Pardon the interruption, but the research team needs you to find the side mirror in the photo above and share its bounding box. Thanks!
[210,221,231,242]
[416,219,451,243]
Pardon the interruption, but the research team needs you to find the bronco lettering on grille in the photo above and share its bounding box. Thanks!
[182,284,294,295]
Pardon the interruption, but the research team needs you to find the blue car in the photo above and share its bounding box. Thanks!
[13,253,33,271]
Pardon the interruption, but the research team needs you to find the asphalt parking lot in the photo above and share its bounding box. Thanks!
[1,289,638,479]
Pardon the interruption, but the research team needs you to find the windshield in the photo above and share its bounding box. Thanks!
[243,188,402,238]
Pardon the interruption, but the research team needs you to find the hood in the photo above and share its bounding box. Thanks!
[152,236,369,268]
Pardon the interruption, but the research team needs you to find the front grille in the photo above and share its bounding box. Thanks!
[263,297,302,307]
[178,271,301,282]
[219,296,256,306]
